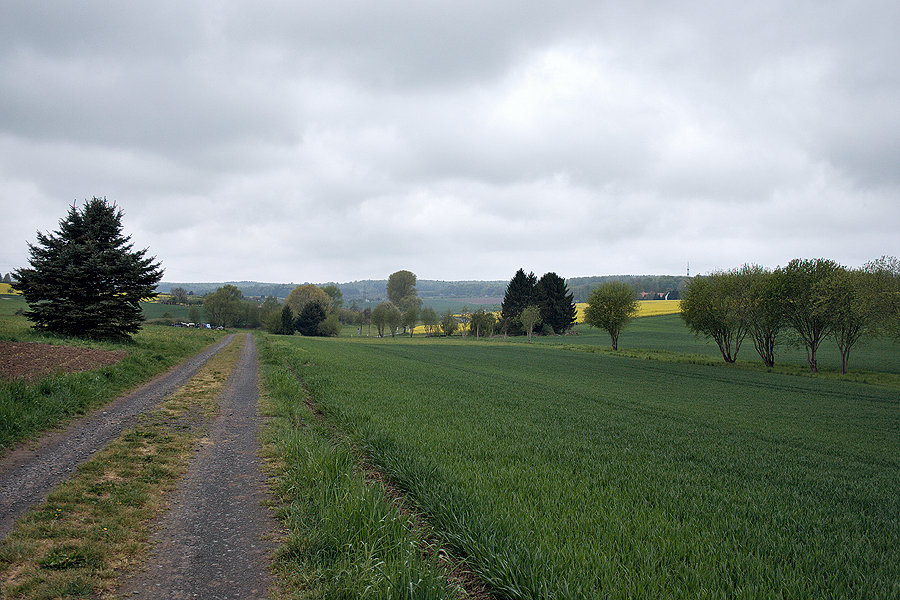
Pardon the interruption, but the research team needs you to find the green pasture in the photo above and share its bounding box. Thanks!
[267,334,899,598]
[505,313,900,376]
[139,301,192,321]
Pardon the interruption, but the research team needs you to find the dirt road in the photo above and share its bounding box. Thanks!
[117,334,276,599]
[0,335,235,539]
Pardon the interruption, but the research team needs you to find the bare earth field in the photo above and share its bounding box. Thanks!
[0,341,127,381]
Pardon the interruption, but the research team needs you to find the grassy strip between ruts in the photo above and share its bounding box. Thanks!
[0,335,243,599]
[256,334,462,599]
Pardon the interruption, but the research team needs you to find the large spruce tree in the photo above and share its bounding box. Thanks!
[500,268,537,335]
[13,197,163,340]
[535,272,577,334]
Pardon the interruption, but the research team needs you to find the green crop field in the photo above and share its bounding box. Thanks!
[261,333,900,598]
[140,301,192,321]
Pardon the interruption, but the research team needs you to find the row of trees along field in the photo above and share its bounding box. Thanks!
[369,270,421,337]
[679,258,900,373]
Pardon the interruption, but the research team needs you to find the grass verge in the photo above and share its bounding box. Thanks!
[0,336,243,599]
[0,324,228,451]
[256,334,459,599]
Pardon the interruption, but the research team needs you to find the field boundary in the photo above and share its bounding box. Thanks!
[305,392,495,600]
[0,334,234,538]
[258,335,493,599]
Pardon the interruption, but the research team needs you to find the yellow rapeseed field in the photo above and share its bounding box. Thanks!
[0,283,20,295]
[575,299,680,323]
[409,299,681,333]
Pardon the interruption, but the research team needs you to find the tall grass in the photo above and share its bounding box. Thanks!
[270,335,899,599]
[256,336,457,599]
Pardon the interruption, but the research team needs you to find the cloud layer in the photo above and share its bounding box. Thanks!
[2,1,897,282]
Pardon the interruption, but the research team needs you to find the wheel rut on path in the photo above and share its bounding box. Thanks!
[117,333,276,600]
[0,334,235,540]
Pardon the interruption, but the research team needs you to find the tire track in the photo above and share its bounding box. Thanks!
[0,334,235,539]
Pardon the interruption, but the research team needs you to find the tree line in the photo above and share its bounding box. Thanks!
[679,258,900,373]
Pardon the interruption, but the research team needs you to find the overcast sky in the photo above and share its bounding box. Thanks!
[2,1,898,284]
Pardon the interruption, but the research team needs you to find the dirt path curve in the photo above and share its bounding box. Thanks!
[117,334,276,600]
[0,334,236,540]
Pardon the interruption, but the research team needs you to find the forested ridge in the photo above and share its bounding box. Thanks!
[157,275,689,302]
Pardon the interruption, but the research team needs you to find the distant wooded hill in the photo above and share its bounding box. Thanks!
[157,275,689,304]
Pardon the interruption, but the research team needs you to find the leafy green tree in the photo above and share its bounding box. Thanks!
[13,197,163,340]
[262,308,283,334]
[468,309,496,339]
[402,305,419,337]
[421,307,440,336]
[535,272,577,334]
[501,268,536,335]
[385,303,402,337]
[259,296,281,320]
[680,271,749,363]
[584,282,639,350]
[387,270,420,312]
[286,284,331,318]
[203,285,245,327]
[371,301,394,337]
[820,268,883,374]
[775,258,843,372]
[295,302,326,336]
[317,313,341,337]
[321,284,344,311]
[864,255,900,339]
[440,310,458,336]
[169,286,189,305]
[743,265,784,368]
[520,305,541,342]
[242,301,262,329]
[188,305,202,324]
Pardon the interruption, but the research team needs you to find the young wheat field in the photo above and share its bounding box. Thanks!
[263,329,899,599]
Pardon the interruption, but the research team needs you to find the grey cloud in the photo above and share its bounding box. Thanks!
[2,1,898,282]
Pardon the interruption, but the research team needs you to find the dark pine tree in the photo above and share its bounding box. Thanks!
[13,197,162,340]
[280,304,295,335]
[534,272,577,334]
[295,302,326,336]
[500,268,537,335]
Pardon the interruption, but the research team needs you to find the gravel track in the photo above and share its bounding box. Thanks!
[117,334,276,599]
[0,334,235,539]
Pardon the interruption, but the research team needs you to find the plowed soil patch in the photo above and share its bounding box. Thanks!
[0,341,126,381]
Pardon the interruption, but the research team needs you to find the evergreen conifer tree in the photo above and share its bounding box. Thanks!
[295,302,326,336]
[13,198,162,340]
[500,268,537,335]
[534,272,577,334]
[280,304,295,335]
